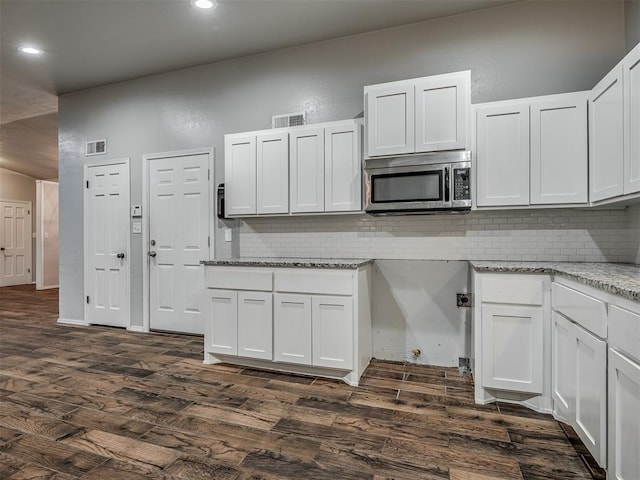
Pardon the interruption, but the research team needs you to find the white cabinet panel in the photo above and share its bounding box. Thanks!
[609,305,640,361]
[624,43,640,195]
[237,291,273,360]
[366,84,414,157]
[530,95,588,204]
[552,312,575,423]
[290,127,325,213]
[225,134,257,216]
[608,349,640,480]
[481,304,543,394]
[476,104,530,206]
[574,325,607,467]
[415,74,468,152]
[312,296,353,370]
[325,123,362,212]
[208,289,237,355]
[589,65,624,202]
[552,282,607,339]
[274,293,312,365]
[257,131,289,214]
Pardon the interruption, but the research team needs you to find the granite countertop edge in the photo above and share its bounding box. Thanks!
[201,258,374,269]
[470,261,640,303]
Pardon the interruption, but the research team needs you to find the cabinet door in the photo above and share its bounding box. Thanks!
[574,325,607,467]
[237,291,273,360]
[256,131,289,214]
[290,127,325,213]
[207,289,237,355]
[608,349,640,480]
[481,304,543,393]
[312,296,353,370]
[530,95,588,204]
[552,312,576,423]
[589,64,624,202]
[624,43,640,195]
[415,73,469,152]
[324,123,362,212]
[224,134,257,216]
[475,104,530,207]
[274,293,312,365]
[365,83,414,157]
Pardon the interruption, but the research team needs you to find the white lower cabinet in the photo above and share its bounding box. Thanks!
[205,264,371,386]
[551,312,576,423]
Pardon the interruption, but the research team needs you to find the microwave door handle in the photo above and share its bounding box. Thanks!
[444,167,450,203]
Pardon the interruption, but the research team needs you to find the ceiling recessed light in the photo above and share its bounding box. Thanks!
[19,46,42,55]
[191,0,216,9]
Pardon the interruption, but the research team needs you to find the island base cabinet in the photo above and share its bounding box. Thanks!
[608,349,640,480]
[237,291,273,360]
[313,296,353,370]
[207,290,238,356]
[552,312,575,424]
[274,294,312,365]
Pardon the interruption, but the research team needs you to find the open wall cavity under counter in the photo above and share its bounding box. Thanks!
[201,259,373,386]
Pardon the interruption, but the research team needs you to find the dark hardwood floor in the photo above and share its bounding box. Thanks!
[0,285,604,479]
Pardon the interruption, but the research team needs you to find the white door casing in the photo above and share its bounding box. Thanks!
[148,152,210,334]
[84,160,130,328]
[0,200,32,287]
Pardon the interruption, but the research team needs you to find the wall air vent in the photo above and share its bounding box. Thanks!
[272,112,306,129]
[85,139,107,156]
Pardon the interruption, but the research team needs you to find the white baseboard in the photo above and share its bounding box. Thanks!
[57,317,89,326]
[36,284,59,290]
[127,325,147,333]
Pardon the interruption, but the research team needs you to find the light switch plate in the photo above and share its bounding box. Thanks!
[132,222,142,234]
[130,205,142,217]
[224,228,232,242]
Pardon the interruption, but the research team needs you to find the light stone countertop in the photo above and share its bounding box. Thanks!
[470,261,640,303]
[201,258,374,270]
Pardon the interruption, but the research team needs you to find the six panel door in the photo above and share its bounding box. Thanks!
[0,201,31,287]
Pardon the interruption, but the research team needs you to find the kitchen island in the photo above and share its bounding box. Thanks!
[201,258,373,386]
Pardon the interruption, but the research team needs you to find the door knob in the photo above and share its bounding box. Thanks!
[148,251,157,257]
[116,253,125,259]
[0,247,4,251]
[150,239,156,246]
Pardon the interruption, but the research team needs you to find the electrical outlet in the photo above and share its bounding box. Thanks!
[456,293,471,308]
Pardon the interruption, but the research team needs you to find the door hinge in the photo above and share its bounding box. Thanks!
[208,236,210,247]
[208,169,210,180]
[86,180,89,189]
[27,210,30,215]
[86,295,90,304]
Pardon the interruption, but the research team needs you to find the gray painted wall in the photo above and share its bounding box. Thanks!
[626,0,640,51]
[59,1,626,324]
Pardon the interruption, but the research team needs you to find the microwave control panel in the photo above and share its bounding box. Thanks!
[453,168,471,201]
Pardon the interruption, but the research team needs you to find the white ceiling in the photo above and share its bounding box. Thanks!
[0,0,519,180]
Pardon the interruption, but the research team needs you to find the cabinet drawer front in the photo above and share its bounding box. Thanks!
[205,267,272,291]
[482,277,544,305]
[274,270,353,295]
[609,305,640,362]
[552,283,607,338]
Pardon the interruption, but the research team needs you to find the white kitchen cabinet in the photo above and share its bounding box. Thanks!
[551,311,575,424]
[312,296,353,370]
[590,64,625,202]
[324,122,362,212]
[237,291,273,360]
[290,126,325,213]
[274,293,312,365]
[365,71,470,157]
[207,289,238,356]
[224,134,257,216]
[475,92,588,208]
[256,131,289,214]
[608,349,640,480]
[624,43,640,195]
[475,103,530,207]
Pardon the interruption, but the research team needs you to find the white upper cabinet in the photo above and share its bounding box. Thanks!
[324,122,362,212]
[365,71,470,157]
[589,64,625,202]
[475,92,588,208]
[290,126,325,213]
[624,43,640,195]
[475,103,530,207]
[530,93,588,205]
[256,131,289,214]
[224,134,257,216]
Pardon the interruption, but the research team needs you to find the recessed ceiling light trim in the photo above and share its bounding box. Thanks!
[18,46,43,55]
[191,0,216,9]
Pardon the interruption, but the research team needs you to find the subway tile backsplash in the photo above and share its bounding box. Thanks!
[238,205,640,264]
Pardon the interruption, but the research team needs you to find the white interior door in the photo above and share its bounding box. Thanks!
[0,201,32,287]
[85,162,130,328]
[149,153,209,334]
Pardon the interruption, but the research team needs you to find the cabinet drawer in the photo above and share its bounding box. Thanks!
[274,270,353,295]
[482,277,544,305]
[205,267,272,291]
[609,305,640,361]
[552,283,607,338]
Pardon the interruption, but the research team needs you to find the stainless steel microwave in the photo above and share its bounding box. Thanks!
[364,151,471,215]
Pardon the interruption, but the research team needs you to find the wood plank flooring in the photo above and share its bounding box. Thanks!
[0,285,605,479]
